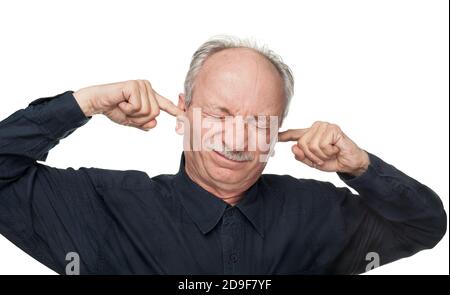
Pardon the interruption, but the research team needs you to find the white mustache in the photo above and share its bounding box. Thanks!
[205,142,254,162]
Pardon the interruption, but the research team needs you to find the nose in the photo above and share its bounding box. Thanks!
[223,116,249,152]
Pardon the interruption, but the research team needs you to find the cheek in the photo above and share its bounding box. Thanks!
[186,117,223,151]
[253,129,276,154]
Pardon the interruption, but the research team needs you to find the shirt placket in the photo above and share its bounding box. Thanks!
[220,206,242,274]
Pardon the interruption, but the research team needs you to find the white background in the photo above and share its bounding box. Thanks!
[0,0,448,275]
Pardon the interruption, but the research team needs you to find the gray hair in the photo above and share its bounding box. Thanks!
[183,35,294,119]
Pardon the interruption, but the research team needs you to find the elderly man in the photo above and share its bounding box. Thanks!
[0,36,446,275]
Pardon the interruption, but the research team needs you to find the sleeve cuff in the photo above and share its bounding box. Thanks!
[25,91,90,139]
[336,152,390,193]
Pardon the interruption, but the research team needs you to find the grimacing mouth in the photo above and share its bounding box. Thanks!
[212,148,254,163]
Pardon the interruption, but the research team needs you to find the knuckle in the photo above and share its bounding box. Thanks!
[130,104,140,112]
[129,80,140,89]
[143,107,152,116]
[150,106,160,118]
[306,150,317,159]
[298,140,308,149]
[329,123,341,131]
[298,142,309,153]
[137,79,146,89]
[129,87,140,98]
[144,80,152,88]
[310,145,319,152]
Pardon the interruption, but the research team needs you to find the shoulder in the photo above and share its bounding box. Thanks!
[260,173,343,195]
[259,173,355,209]
[74,167,180,215]
[77,167,174,193]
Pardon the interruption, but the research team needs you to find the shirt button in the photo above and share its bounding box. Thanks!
[230,253,238,263]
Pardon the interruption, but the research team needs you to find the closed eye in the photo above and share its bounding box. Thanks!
[202,111,226,121]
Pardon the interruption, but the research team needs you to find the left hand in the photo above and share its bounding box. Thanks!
[278,121,370,177]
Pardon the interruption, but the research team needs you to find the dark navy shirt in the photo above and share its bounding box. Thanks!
[0,91,446,274]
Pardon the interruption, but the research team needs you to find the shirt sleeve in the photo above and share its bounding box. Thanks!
[0,91,110,274]
[324,152,447,274]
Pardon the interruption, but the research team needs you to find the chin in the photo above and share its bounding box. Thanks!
[208,165,248,184]
[207,161,264,187]
[200,151,266,186]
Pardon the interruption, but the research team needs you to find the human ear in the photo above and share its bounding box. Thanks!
[176,93,187,135]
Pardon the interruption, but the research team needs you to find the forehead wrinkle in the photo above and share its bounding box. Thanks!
[198,86,237,115]
[195,48,284,117]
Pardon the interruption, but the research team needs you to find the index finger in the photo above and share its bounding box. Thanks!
[155,92,184,117]
[278,128,309,142]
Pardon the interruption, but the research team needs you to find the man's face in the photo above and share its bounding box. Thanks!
[180,48,285,196]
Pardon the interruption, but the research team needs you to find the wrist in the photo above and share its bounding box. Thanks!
[348,149,370,177]
[73,89,95,117]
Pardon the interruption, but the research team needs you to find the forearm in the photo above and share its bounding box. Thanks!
[326,153,447,274]
[0,91,89,183]
[338,152,447,246]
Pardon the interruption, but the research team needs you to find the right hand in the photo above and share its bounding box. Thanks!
[73,80,183,130]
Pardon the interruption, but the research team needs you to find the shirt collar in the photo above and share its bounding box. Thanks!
[174,152,265,238]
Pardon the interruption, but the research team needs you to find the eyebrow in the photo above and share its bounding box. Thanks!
[207,104,278,119]
[209,105,233,115]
